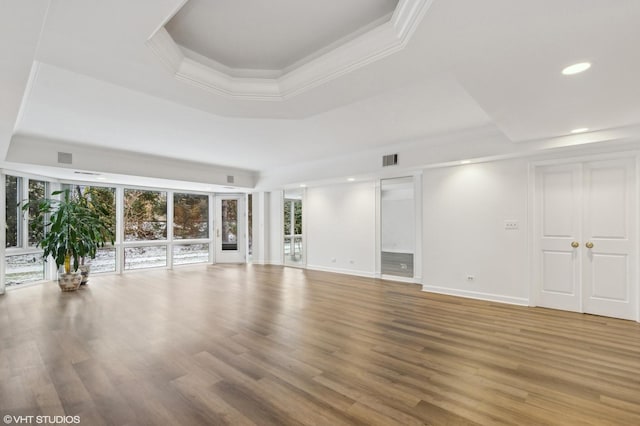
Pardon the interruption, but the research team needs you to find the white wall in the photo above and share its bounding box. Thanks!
[307,182,376,277]
[250,190,284,265]
[268,190,284,265]
[250,192,268,264]
[422,159,529,304]
[8,135,257,189]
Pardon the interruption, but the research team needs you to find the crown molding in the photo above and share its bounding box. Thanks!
[147,0,434,101]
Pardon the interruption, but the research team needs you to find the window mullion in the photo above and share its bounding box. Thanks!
[167,191,174,269]
[116,186,124,274]
[0,173,6,294]
[21,178,29,249]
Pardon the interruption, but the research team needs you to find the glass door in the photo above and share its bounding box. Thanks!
[214,195,245,263]
[284,189,304,267]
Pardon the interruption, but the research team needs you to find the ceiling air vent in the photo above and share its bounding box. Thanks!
[58,152,73,164]
[227,175,235,184]
[382,154,398,167]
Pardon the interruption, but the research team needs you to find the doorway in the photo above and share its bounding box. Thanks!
[533,158,637,320]
[283,189,304,267]
[214,195,245,263]
[380,177,415,279]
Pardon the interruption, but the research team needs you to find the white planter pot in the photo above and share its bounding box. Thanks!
[79,264,91,285]
[58,272,82,292]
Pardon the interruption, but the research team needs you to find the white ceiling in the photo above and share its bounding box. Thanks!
[16,63,490,171]
[2,0,640,189]
[165,0,398,71]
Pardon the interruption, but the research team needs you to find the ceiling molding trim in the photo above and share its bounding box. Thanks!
[146,0,434,101]
[146,27,184,72]
[256,125,640,189]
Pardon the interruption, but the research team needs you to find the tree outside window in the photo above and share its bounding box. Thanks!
[124,189,167,241]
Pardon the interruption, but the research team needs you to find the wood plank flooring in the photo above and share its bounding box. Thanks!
[1,265,640,425]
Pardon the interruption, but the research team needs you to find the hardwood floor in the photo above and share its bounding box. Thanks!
[1,265,640,425]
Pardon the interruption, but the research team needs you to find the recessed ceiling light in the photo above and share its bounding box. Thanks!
[95,176,107,180]
[570,127,589,134]
[347,177,355,182]
[300,184,307,188]
[562,62,591,75]
[460,160,471,165]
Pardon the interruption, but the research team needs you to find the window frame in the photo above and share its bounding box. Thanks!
[3,173,223,289]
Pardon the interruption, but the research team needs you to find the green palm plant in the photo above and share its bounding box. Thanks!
[23,188,115,275]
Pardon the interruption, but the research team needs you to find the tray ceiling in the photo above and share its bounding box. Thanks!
[149,0,432,100]
[165,0,399,71]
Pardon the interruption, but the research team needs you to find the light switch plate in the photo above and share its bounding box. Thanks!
[504,220,519,230]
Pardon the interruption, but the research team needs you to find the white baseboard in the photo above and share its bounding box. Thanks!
[380,274,421,285]
[422,284,529,306]
[250,261,284,266]
[306,264,375,278]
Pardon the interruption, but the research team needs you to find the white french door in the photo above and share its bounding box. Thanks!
[214,195,245,263]
[534,158,637,320]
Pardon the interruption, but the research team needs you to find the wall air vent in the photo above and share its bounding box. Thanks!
[227,175,235,184]
[57,152,73,164]
[382,154,398,167]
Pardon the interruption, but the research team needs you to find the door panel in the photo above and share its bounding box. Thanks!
[542,170,578,237]
[283,196,304,267]
[542,251,577,295]
[535,158,637,321]
[587,166,627,238]
[536,164,581,312]
[591,254,628,301]
[582,159,636,320]
[215,195,245,263]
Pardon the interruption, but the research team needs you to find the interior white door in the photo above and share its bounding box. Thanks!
[582,159,636,320]
[535,164,582,312]
[215,195,245,263]
[535,158,637,320]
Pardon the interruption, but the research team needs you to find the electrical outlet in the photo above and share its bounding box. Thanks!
[466,275,475,281]
[504,220,519,230]
[331,257,336,263]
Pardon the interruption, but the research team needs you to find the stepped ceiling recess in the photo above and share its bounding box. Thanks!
[151,0,428,100]
[2,0,640,187]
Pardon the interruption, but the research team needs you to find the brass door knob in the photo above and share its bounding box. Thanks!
[585,242,594,249]
[571,241,579,248]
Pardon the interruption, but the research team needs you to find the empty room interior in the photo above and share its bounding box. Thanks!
[2,1,640,425]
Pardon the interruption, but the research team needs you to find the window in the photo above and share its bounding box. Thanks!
[173,243,209,265]
[124,189,167,241]
[28,180,47,247]
[92,247,116,273]
[5,175,20,248]
[173,193,208,239]
[5,254,44,286]
[82,185,116,236]
[58,184,116,274]
[5,175,47,287]
[283,197,303,265]
[4,176,219,287]
[221,199,237,251]
[125,246,167,270]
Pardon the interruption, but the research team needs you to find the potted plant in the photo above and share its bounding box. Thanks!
[23,188,115,291]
